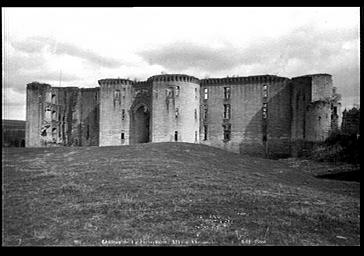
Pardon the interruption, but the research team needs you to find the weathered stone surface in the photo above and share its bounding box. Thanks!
[25,73,339,157]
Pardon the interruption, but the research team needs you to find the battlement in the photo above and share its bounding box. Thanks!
[98,78,134,87]
[134,81,151,87]
[27,82,52,90]
[292,73,332,80]
[80,87,100,92]
[200,75,289,86]
[147,74,199,84]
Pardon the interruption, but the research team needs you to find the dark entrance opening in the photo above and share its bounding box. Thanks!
[133,105,150,143]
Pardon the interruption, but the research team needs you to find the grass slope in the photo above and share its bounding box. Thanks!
[2,143,360,246]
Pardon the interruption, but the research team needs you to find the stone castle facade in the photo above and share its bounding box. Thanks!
[25,73,341,157]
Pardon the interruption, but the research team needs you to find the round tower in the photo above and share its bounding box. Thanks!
[98,78,134,146]
[148,74,200,143]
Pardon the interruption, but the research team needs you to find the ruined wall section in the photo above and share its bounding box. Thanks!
[150,74,200,143]
[291,74,333,155]
[306,101,331,141]
[57,87,82,146]
[311,74,333,101]
[292,74,332,142]
[26,82,51,147]
[291,76,311,142]
[80,88,100,146]
[26,82,98,147]
[99,79,133,146]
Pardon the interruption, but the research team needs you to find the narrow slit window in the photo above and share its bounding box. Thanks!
[174,131,178,142]
[121,132,125,143]
[204,125,208,141]
[203,105,208,120]
[86,125,90,140]
[224,87,231,100]
[176,86,180,97]
[122,109,126,120]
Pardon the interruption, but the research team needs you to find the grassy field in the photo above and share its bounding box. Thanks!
[2,143,360,246]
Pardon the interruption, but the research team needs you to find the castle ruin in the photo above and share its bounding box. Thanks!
[25,73,342,157]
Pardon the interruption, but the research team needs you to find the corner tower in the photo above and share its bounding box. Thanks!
[149,74,200,143]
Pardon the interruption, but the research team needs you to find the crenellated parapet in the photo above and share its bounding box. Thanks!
[200,75,290,86]
[27,82,52,90]
[98,78,134,88]
[134,80,152,88]
[147,74,200,84]
[292,73,332,80]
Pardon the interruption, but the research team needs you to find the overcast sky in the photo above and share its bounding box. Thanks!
[2,7,360,120]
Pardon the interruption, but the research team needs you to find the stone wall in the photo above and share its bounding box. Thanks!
[26,82,51,147]
[99,79,133,146]
[199,76,291,157]
[25,72,339,158]
[266,78,292,158]
[80,88,100,146]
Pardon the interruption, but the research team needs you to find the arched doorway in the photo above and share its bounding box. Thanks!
[132,105,150,143]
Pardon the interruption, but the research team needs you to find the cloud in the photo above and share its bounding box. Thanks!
[138,24,359,100]
[11,36,124,69]
[139,24,358,74]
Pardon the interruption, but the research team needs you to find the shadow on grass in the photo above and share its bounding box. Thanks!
[316,171,360,182]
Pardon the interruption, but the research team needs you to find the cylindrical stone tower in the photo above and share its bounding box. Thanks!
[149,74,200,143]
[98,78,134,146]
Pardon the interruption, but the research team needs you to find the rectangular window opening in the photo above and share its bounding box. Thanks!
[204,88,208,100]
[223,124,231,142]
[114,90,121,99]
[223,104,231,119]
